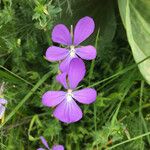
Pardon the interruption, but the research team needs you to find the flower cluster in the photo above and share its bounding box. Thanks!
[42,16,97,124]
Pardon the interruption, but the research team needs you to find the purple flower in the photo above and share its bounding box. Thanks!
[45,16,96,72]
[37,136,64,150]
[0,98,7,119]
[42,58,97,123]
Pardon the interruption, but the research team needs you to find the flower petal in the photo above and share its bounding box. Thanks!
[40,136,50,150]
[59,55,75,72]
[42,91,66,107]
[73,16,95,45]
[56,73,68,89]
[46,46,69,61]
[52,145,64,150]
[68,58,85,89]
[0,98,7,104]
[73,88,97,104]
[0,104,5,119]
[76,45,96,60]
[52,24,72,45]
[53,99,82,123]
[37,148,45,150]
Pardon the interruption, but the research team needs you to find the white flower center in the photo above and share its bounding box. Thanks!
[69,45,76,57]
[66,89,73,102]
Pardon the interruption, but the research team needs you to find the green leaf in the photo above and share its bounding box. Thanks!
[118,0,150,84]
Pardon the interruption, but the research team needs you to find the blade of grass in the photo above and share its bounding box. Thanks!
[111,86,131,126]
[89,55,150,88]
[2,113,48,130]
[88,29,100,150]
[139,81,150,144]
[88,28,100,85]
[0,70,52,128]
[108,131,150,149]
[107,81,150,149]
[0,65,33,86]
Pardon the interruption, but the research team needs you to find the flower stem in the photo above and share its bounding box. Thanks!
[70,25,73,43]
[88,29,100,85]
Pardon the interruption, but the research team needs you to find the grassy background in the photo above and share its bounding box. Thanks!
[0,0,150,149]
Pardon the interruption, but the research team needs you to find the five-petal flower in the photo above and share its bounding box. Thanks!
[42,58,97,123]
[37,136,64,150]
[46,16,96,72]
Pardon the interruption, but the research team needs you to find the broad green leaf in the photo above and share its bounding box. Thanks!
[118,0,150,84]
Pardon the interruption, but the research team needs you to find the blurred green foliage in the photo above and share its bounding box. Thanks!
[0,0,150,149]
